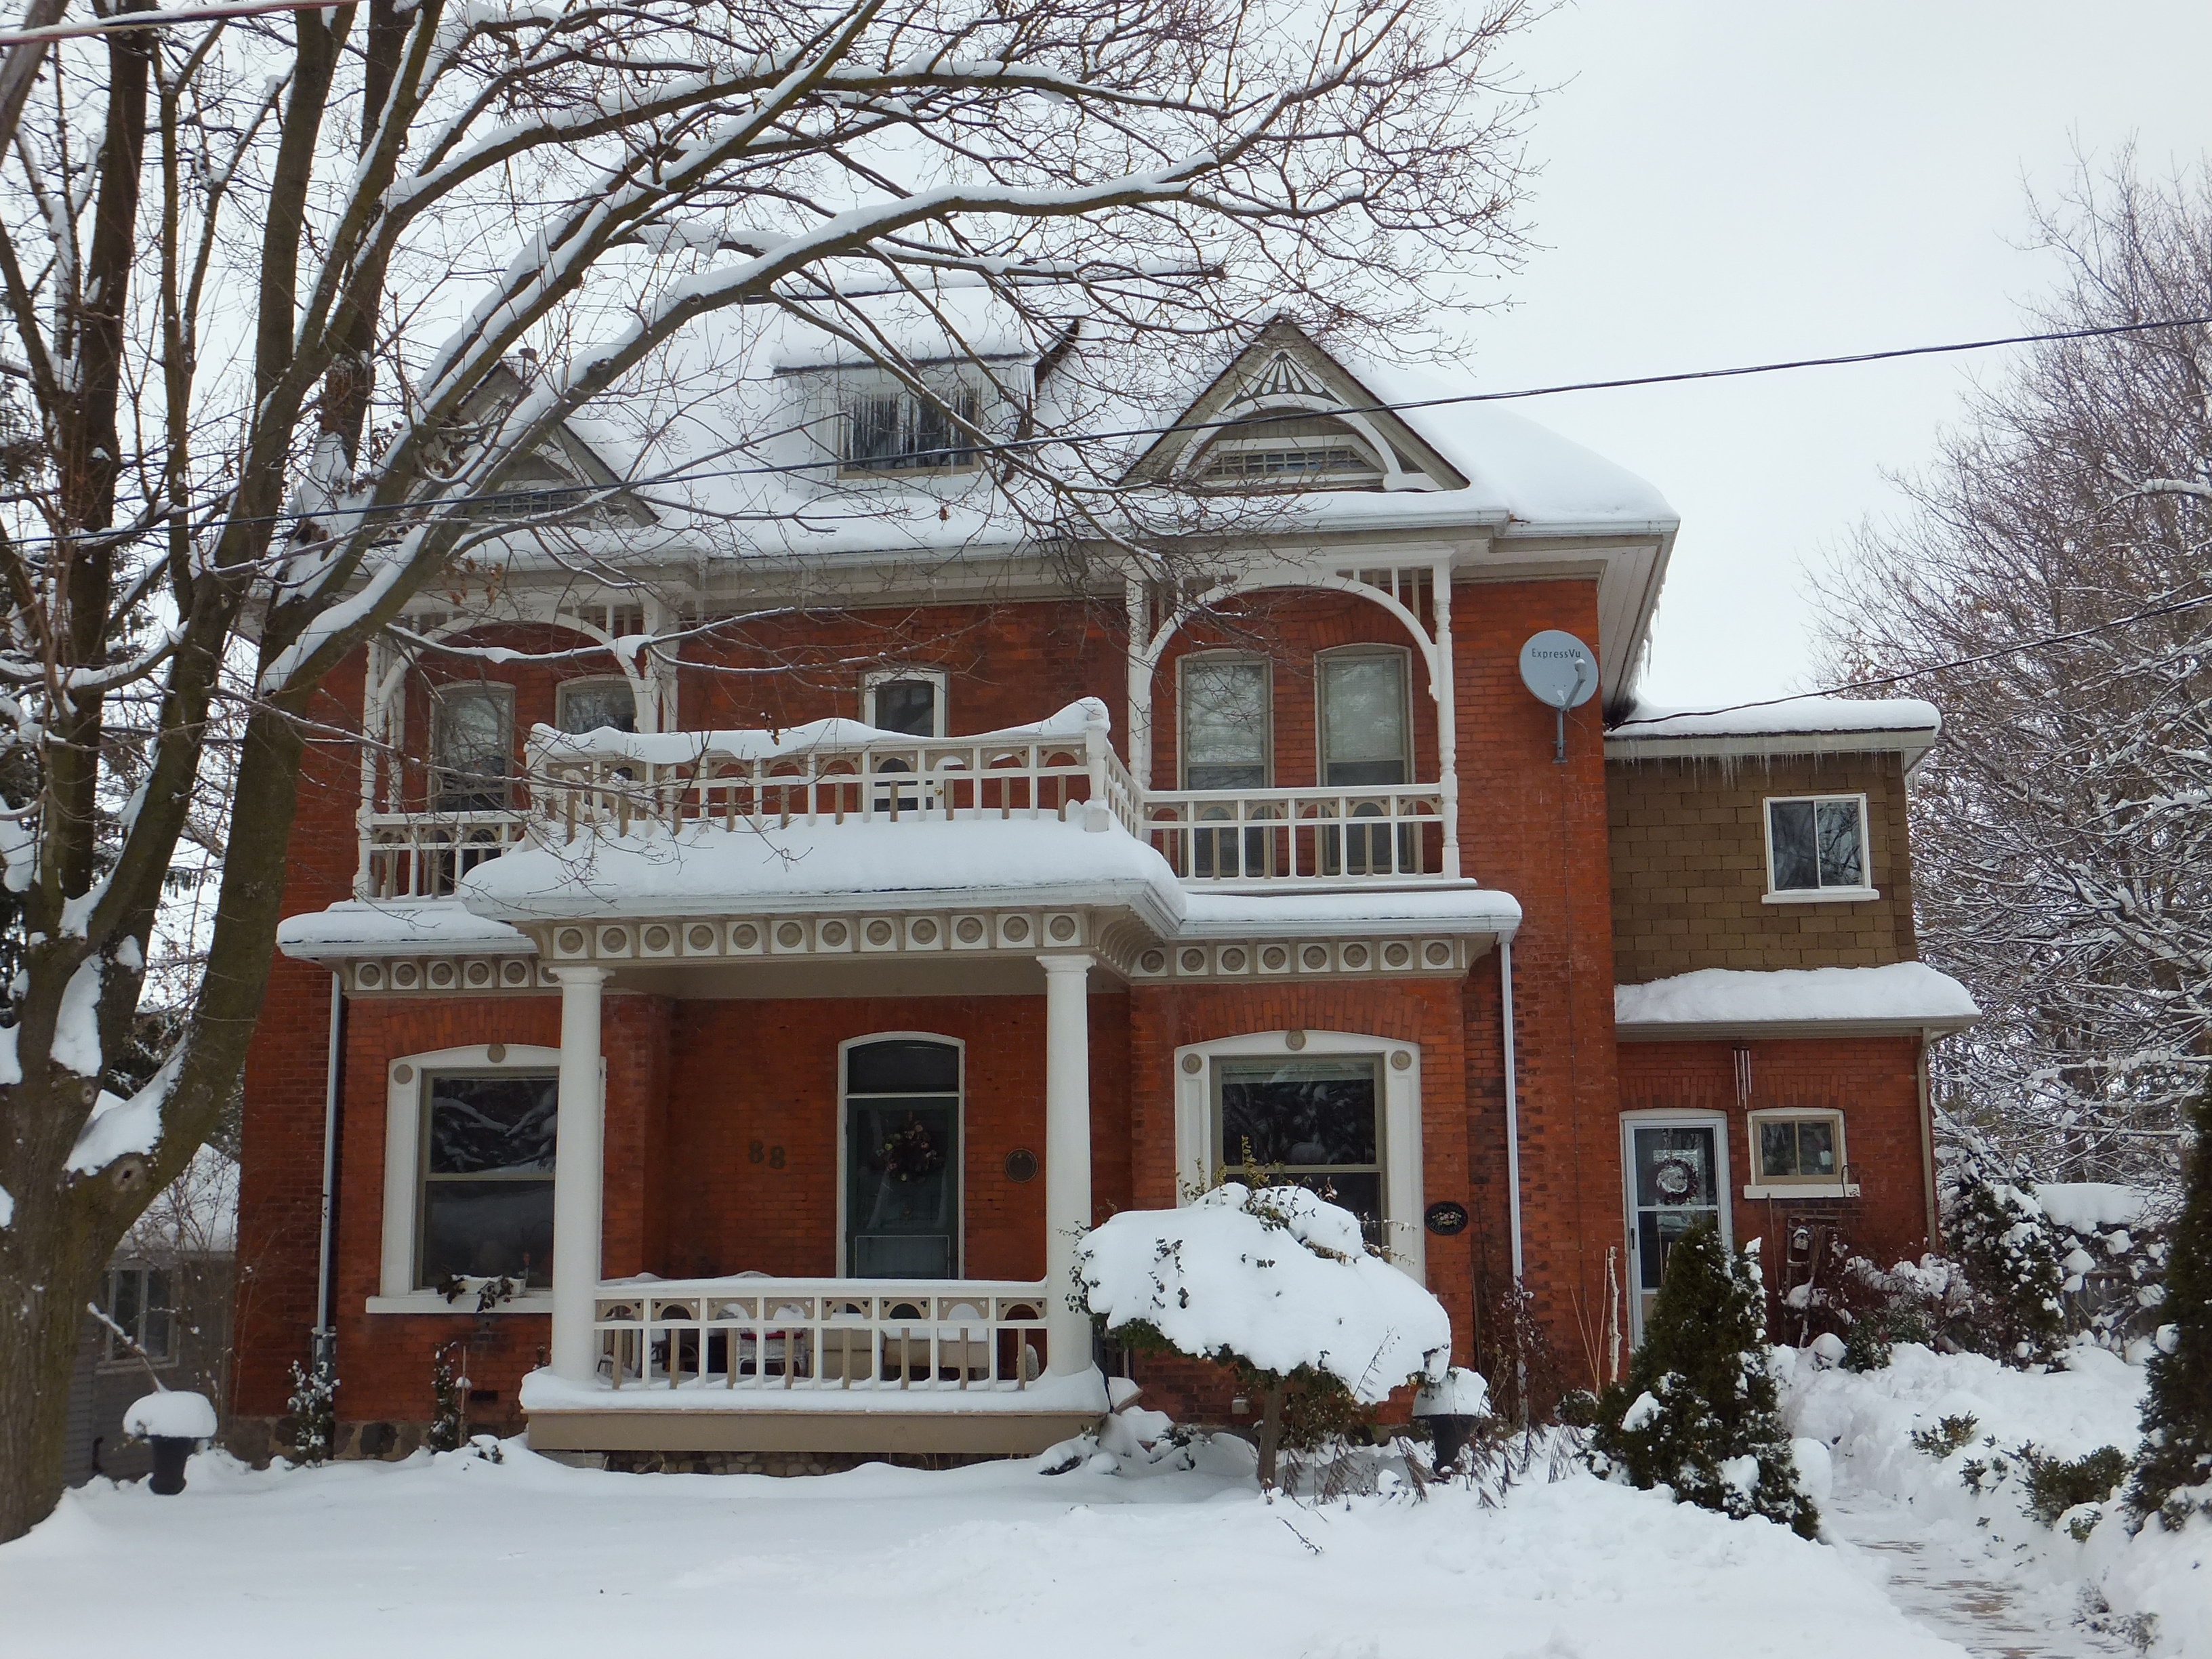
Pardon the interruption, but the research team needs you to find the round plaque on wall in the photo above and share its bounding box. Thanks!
[1424,1200,1470,1237]
[1004,1149,1039,1183]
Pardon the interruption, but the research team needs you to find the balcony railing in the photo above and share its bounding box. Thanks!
[1145,785,1448,882]
[594,1277,1051,1395]
[361,809,531,899]
[529,701,1144,844]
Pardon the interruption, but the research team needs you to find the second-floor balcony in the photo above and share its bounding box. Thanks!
[359,699,1457,901]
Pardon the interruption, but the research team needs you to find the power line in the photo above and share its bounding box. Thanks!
[1611,588,2212,729]
[4,310,2210,552]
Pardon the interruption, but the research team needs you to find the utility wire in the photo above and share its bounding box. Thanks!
[3,310,2210,552]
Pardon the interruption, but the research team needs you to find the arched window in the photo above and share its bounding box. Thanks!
[841,1036,964,1279]
[1193,414,1385,488]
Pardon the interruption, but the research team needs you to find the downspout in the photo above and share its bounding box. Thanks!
[1917,1031,1939,1248]
[1500,937,1523,1281]
[313,970,346,1366]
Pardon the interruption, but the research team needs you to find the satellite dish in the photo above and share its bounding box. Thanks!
[1518,630,1599,762]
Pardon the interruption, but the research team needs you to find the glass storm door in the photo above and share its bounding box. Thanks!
[1624,1120,1727,1340]
[844,1040,961,1278]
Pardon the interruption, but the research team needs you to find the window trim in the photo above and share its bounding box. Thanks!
[1177,651,1274,790]
[371,1044,565,1314]
[862,668,949,738]
[554,674,641,736]
[1172,1030,1424,1282]
[836,1032,966,1279]
[429,682,517,813]
[1743,1108,1858,1200]
[98,1263,177,1368]
[1761,792,1878,902]
[1315,643,1413,787]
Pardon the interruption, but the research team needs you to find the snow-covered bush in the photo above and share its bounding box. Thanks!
[1588,1222,1818,1538]
[286,1357,337,1467]
[1945,1170,2068,1366]
[2129,1085,2212,1531]
[428,1344,468,1454]
[1076,1182,1452,1489]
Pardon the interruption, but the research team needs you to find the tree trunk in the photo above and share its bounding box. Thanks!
[1256,1376,1286,1492]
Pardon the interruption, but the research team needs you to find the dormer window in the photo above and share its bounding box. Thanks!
[842,384,981,473]
[1195,414,1384,488]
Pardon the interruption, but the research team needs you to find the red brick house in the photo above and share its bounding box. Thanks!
[233,318,1975,1464]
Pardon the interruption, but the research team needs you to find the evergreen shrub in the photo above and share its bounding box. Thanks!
[2128,1086,2212,1530]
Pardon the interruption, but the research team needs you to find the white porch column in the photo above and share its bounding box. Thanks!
[1040,954,1096,1376]
[549,966,610,1382]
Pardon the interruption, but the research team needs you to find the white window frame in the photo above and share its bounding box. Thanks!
[429,682,516,813]
[862,668,949,737]
[370,1044,565,1313]
[836,1032,966,1279]
[554,674,641,736]
[1172,1030,1425,1282]
[1743,1108,1858,1200]
[1178,651,1273,790]
[1761,792,1879,903]
[1620,1108,1734,1345]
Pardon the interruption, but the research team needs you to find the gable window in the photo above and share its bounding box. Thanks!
[1215,1057,1385,1246]
[431,686,514,813]
[1745,1109,1854,1199]
[99,1266,174,1364]
[842,385,980,472]
[418,1071,558,1288]
[1196,415,1384,488]
[555,677,636,736]
[1764,795,1872,898]
[865,670,947,737]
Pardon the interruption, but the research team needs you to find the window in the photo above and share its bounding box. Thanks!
[418,1071,558,1288]
[1319,649,1410,787]
[1196,415,1384,488]
[1765,795,1871,897]
[842,385,981,472]
[431,687,514,813]
[1180,655,1272,878]
[1214,1057,1385,1246]
[100,1266,173,1363]
[555,677,636,736]
[842,1037,962,1278]
[1748,1111,1847,1189]
[865,670,947,737]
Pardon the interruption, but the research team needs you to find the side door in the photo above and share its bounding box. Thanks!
[1622,1115,1731,1343]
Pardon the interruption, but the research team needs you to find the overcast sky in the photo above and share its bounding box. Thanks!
[1462,1,2212,710]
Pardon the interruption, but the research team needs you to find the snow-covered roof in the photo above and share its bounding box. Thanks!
[1614,962,1979,1037]
[276,900,535,958]
[123,1145,239,1257]
[1178,887,1520,939]
[1605,696,1942,767]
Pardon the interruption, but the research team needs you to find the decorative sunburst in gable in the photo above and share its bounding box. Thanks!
[1226,350,1332,408]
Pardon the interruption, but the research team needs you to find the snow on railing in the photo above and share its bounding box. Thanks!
[1144,785,1448,882]
[527,699,1144,844]
[360,809,531,899]
[594,1277,1051,1394]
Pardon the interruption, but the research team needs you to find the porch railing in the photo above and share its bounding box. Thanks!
[530,701,1143,844]
[1145,785,1449,882]
[361,809,531,899]
[593,1277,1052,1394]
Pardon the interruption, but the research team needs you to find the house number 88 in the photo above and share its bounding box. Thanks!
[749,1141,785,1169]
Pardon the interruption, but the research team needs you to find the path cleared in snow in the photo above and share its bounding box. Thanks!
[0,1445,1970,1659]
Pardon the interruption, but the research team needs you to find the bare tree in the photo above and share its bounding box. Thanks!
[0,0,1540,1536]
[1817,157,2212,1197]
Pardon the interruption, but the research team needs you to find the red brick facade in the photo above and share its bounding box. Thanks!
[232,576,1940,1439]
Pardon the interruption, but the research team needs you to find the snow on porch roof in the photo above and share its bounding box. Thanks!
[277,900,535,958]
[1614,962,1978,1039]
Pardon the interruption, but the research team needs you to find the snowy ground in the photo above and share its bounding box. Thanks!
[3,1346,2200,1659]
[3,1438,1959,1659]
[1785,1343,2210,1659]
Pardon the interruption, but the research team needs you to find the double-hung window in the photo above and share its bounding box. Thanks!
[1180,655,1271,878]
[1318,648,1412,875]
[431,687,515,814]
[1215,1057,1385,1246]
[417,1071,558,1288]
[1764,794,1872,899]
[100,1266,174,1364]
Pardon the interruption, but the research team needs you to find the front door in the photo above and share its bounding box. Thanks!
[843,1038,962,1279]
[1623,1118,1729,1341]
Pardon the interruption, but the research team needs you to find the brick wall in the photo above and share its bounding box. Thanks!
[1607,752,1919,983]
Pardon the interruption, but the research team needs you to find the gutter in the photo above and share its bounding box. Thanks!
[1500,939,1524,1281]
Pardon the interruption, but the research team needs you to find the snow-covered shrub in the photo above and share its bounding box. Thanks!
[2022,1444,2130,1528]
[1076,1181,1452,1490]
[1587,1223,1818,1538]
[427,1343,467,1454]
[1908,1412,1980,1459]
[1945,1170,2067,1366]
[2129,1085,2212,1530]
[286,1356,336,1466]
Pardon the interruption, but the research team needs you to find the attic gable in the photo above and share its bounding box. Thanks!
[449,361,659,528]
[1122,321,1468,494]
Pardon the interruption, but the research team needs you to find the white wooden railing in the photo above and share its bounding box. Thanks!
[361,809,531,899]
[1145,785,1450,882]
[594,1277,1053,1394]
[529,701,1144,844]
